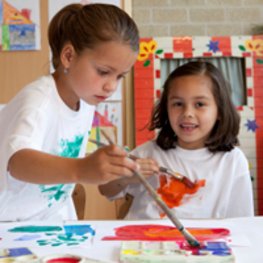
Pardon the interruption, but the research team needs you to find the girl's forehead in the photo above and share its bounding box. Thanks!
[80,41,137,66]
[168,75,215,97]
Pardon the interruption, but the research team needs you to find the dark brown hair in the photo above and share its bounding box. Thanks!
[48,3,139,69]
[149,61,240,152]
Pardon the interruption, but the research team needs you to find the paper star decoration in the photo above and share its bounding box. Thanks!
[207,40,220,53]
[245,119,259,132]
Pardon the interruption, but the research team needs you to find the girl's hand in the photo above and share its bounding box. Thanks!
[135,158,159,179]
[77,145,138,184]
[98,156,159,197]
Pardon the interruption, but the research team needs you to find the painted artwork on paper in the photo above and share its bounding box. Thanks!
[87,102,123,153]
[102,224,230,241]
[0,223,95,248]
[0,0,40,51]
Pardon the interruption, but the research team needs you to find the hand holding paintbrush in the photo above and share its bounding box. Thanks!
[89,137,195,189]
[94,130,200,247]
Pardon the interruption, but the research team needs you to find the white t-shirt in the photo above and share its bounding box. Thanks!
[0,75,95,221]
[119,141,254,219]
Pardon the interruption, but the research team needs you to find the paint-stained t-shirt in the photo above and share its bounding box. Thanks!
[0,75,95,221]
[114,141,254,219]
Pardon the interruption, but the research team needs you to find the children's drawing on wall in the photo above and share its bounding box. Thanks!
[87,102,122,154]
[0,0,40,51]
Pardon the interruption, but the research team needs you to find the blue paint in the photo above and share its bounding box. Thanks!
[200,242,232,256]
[15,234,41,241]
[0,247,33,258]
[63,224,95,237]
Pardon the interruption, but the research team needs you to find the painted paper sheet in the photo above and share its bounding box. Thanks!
[0,0,40,51]
[0,222,95,248]
[102,224,230,241]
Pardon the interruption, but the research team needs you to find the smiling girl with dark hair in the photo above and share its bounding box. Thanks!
[100,61,254,220]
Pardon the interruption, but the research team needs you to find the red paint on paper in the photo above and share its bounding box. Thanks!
[102,224,230,241]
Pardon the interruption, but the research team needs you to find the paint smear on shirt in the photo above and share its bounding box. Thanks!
[157,174,205,215]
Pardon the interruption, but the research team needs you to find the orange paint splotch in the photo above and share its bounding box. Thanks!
[157,174,205,212]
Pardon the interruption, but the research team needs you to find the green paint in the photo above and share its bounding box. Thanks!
[39,184,73,207]
[8,226,62,233]
[41,184,65,201]
[38,135,83,207]
[59,135,84,158]
[2,25,10,51]
[96,127,101,142]
[36,233,89,247]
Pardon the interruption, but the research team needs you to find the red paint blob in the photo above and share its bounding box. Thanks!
[46,257,80,263]
[102,224,230,241]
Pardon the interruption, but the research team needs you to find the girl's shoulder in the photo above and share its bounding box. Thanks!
[131,140,159,157]
[23,75,56,95]
[223,146,248,161]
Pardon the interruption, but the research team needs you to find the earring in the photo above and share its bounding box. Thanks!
[63,68,69,74]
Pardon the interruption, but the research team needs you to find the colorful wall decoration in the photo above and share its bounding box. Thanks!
[0,0,40,51]
[86,102,123,153]
[134,35,263,215]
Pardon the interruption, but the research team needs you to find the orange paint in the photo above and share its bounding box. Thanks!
[102,224,230,241]
[157,174,205,215]
[145,228,213,238]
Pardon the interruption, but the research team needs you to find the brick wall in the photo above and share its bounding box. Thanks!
[132,0,263,37]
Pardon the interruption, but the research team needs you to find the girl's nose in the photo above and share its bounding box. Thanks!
[183,105,194,118]
[103,80,118,94]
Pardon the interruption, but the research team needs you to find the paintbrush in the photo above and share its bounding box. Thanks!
[89,137,195,189]
[92,132,200,247]
[158,167,195,189]
[131,169,200,247]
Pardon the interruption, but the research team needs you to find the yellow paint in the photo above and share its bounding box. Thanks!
[122,249,140,255]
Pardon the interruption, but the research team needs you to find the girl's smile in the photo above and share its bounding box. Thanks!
[167,74,218,150]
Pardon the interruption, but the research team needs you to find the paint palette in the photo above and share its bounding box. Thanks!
[120,241,235,263]
[0,247,38,262]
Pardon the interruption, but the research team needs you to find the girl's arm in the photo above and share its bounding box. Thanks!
[98,158,159,198]
[8,145,138,185]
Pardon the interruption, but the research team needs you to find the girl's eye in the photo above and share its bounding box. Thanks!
[117,74,125,80]
[171,101,182,107]
[97,69,109,76]
[196,102,204,107]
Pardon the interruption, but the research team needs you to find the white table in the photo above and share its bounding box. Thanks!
[0,217,262,262]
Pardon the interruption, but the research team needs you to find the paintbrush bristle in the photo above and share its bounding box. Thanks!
[182,177,196,189]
